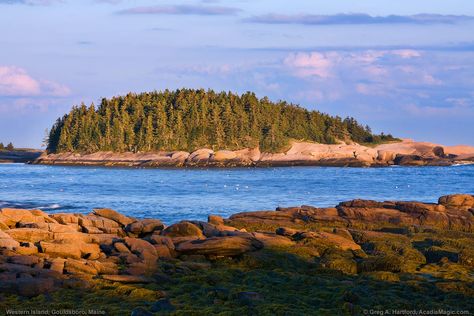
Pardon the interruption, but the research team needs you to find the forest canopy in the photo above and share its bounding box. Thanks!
[46,89,397,153]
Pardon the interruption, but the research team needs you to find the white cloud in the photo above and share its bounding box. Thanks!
[0,66,70,97]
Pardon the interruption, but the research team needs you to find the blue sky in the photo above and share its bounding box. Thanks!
[1,0,474,148]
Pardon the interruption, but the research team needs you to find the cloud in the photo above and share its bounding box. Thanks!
[0,66,70,97]
[245,13,474,25]
[284,52,335,78]
[283,50,422,81]
[118,5,241,16]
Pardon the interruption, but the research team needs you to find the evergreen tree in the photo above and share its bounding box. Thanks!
[46,89,397,154]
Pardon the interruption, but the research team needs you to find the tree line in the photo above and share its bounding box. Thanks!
[46,89,397,153]
[0,142,14,151]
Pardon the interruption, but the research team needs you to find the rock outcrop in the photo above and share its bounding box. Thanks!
[1,193,473,300]
[33,139,474,168]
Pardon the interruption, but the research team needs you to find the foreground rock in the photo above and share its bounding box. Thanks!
[0,193,474,301]
[33,139,474,168]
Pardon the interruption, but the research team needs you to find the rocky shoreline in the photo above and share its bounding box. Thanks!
[33,139,474,168]
[0,150,42,163]
[1,194,474,314]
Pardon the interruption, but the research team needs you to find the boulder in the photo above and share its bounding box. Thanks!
[64,259,98,275]
[162,221,204,239]
[188,149,213,163]
[170,151,190,162]
[47,223,80,233]
[6,228,53,243]
[175,236,263,256]
[82,226,103,234]
[252,232,295,248]
[294,231,361,251]
[275,227,297,237]
[0,230,20,249]
[438,194,474,209]
[149,234,175,251]
[50,213,79,225]
[114,242,131,253]
[93,208,134,227]
[213,150,237,161]
[0,208,56,228]
[124,237,157,261]
[126,219,164,235]
[208,215,224,226]
[49,258,66,274]
[8,255,40,266]
[377,150,396,162]
[39,241,82,259]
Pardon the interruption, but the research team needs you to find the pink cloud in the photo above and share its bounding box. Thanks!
[0,65,70,97]
[392,49,421,59]
[284,52,334,78]
[0,66,41,96]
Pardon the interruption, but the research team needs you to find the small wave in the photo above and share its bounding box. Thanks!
[0,201,76,211]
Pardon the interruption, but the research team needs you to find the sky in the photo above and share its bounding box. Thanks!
[1,0,474,148]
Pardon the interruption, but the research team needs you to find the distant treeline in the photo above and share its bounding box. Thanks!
[46,89,397,153]
[0,142,14,151]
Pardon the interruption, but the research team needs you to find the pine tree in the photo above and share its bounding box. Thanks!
[46,89,395,154]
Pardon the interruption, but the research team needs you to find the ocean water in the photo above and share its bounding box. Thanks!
[0,163,473,224]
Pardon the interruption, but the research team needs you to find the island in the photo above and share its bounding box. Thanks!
[32,89,474,168]
[1,194,473,314]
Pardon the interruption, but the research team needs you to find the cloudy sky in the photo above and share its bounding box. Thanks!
[1,0,474,148]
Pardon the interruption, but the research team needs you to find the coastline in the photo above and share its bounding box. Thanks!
[1,194,473,313]
[32,139,474,168]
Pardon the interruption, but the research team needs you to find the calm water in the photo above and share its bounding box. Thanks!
[0,163,473,223]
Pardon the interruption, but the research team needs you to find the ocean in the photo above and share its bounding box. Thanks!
[1,163,473,223]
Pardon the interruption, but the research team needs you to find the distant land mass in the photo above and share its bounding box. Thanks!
[46,89,396,154]
[37,89,474,168]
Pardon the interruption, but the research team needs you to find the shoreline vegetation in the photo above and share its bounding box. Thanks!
[1,194,473,314]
